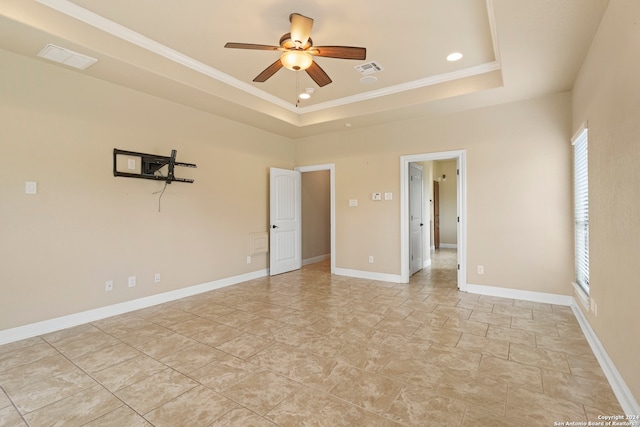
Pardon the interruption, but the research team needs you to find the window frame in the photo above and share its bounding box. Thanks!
[572,124,589,295]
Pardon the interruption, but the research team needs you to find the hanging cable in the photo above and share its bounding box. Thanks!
[153,171,169,212]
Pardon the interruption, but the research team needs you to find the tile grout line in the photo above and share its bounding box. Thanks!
[1,385,32,427]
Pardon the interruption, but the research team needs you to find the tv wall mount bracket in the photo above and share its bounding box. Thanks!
[113,148,196,184]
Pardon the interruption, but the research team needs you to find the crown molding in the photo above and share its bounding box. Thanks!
[37,0,501,121]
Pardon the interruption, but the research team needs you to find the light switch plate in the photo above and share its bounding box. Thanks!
[384,192,393,200]
[372,193,382,201]
[25,181,37,194]
[349,199,358,207]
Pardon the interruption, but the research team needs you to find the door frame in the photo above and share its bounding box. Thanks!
[295,163,336,275]
[400,150,467,289]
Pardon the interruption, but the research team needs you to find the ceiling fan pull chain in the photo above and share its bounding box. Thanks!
[295,71,300,107]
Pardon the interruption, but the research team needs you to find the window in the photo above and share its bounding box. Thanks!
[572,126,589,293]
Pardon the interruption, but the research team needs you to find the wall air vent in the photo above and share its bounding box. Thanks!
[354,61,384,75]
[37,44,98,70]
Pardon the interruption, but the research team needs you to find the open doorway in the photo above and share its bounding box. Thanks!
[432,160,459,250]
[295,164,336,274]
[400,151,466,289]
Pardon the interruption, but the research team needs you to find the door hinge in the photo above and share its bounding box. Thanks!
[457,264,460,270]
[457,216,460,223]
[457,169,459,175]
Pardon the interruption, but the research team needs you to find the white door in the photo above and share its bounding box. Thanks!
[409,163,424,276]
[269,167,302,275]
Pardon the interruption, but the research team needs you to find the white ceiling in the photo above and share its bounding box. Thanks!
[0,0,609,138]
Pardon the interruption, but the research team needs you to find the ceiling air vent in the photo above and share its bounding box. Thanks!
[354,61,384,75]
[37,44,98,70]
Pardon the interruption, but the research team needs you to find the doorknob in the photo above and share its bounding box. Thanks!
[272,225,279,229]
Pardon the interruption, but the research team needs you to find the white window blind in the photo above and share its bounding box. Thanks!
[572,126,589,293]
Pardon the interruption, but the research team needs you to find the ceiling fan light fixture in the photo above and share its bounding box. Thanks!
[225,13,365,86]
[280,50,313,71]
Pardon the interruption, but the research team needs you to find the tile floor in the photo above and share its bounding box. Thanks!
[0,249,623,426]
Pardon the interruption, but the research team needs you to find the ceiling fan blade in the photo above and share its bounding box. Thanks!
[305,61,332,87]
[224,42,280,51]
[289,13,313,47]
[253,59,284,82]
[311,46,367,60]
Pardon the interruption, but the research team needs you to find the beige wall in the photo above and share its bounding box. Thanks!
[295,93,574,293]
[571,0,640,404]
[1,43,575,343]
[301,170,331,261]
[0,48,294,330]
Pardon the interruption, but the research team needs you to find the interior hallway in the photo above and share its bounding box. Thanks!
[0,249,622,426]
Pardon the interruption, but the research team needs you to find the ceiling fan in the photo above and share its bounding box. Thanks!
[224,13,366,87]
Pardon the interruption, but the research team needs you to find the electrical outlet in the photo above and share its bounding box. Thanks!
[246,256,252,264]
[105,280,113,292]
[477,265,484,275]
[154,273,161,283]
[368,255,374,263]
[128,276,136,287]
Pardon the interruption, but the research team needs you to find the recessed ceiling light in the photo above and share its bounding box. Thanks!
[446,52,463,62]
[360,75,378,84]
[299,87,314,99]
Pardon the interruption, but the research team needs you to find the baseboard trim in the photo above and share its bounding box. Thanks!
[334,268,402,283]
[0,269,269,345]
[570,303,640,419]
[467,283,639,417]
[466,283,574,306]
[439,243,458,249]
[302,253,330,266]
[423,258,432,269]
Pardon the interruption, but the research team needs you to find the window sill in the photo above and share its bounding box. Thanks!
[572,281,590,311]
